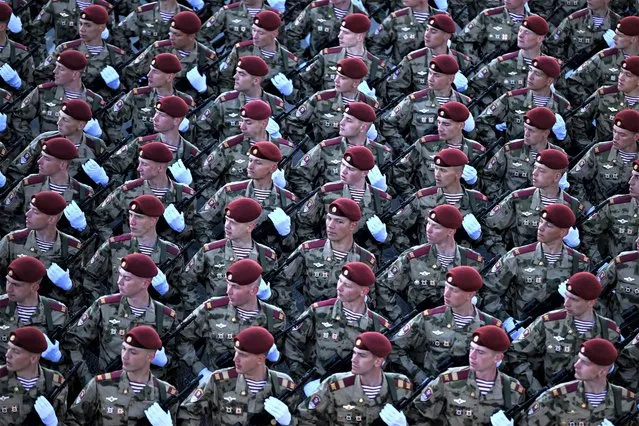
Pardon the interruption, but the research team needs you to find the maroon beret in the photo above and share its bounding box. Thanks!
[580,338,617,366]
[472,325,510,352]
[341,13,370,33]
[328,198,362,222]
[341,262,375,287]
[343,146,375,171]
[225,197,262,223]
[446,266,482,292]
[354,332,392,358]
[226,259,263,285]
[524,107,556,130]
[61,99,92,122]
[540,203,576,228]
[622,56,639,76]
[434,147,468,167]
[125,325,162,350]
[171,11,201,34]
[234,326,274,355]
[248,141,282,163]
[8,256,46,283]
[567,272,602,301]
[337,57,368,79]
[121,253,158,278]
[531,56,561,78]
[617,16,639,37]
[536,149,569,170]
[428,204,463,229]
[0,3,12,22]
[253,10,281,31]
[151,53,182,74]
[139,142,173,163]
[129,194,165,217]
[237,55,269,77]
[57,50,88,71]
[80,4,109,25]
[43,137,78,160]
[31,191,67,216]
[9,327,47,354]
[427,14,456,34]
[241,99,272,120]
[438,101,470,122]
[521,15,548,36]
[429,55,459,75]
[155,96,189,118]
[344,102,376,122]
[614,110,639,133]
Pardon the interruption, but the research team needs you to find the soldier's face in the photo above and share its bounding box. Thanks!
[426,219,454,244]
[351,347,382,376]
[523,123,549,146]
[338,27,359,48]
[437,117,464,141]
[612,125,639,151]
[79,18,103,42]
[504,0,527,10]
[25,203,54,231]
[147,67,171,88]
[226,280,257,307]
[325,213,357,242]
[339,113,366,138]
[443,283,473,309]
[57,111,85,136]
[617,69,639,93]
[121,342,154,373]
[117,268,149,297]
[251,25,277,48]
[536,218,566,243]
[330,0,351,8]
[628,172,639,197]
[433,165,461,188]
[336,274,368,303]
[612,31,635,50]
[53,63,76,86]
[428,71,453,92]
[339,161,367,186]
[586,0,608,10]
[517,26,543,50]
[233,348,264,375]
[224,217,252,240]
[424,26,449,48]
[5,276,37,303]
[469,342,502,374]
[526,68,551,91]
[531,162,560,189]
[128,211,158,237]
[137,158,162,180]
[247,155,277,180]
[153,110,179,133]
[563,291,594,317]
[37,153,63,176]
[5,342,38,372]
[234,68,257,92]
[402,0,422,6]
[168,28,190,49]
[240,117,267,139]
[334,73,358,93]
[574,354,608,381]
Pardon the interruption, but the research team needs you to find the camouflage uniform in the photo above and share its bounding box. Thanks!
[481,242,591,320]
[563,47,625,105]
[178,296,285,375]
[596,250,639,325]
[527,0,586,28]
[0,39,34,94]
[614,332,639,391]
[379,89,471,153]
[66,370,178,426]
[376,244,484,323]
[406,367,526,426]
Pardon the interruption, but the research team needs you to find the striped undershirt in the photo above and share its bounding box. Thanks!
[76,0,90,9]
[508,12,525,23]
[530,150,538,160]
[333,7,347,20]
[342,96,356,106]
[246,7,261,17]
[343,307,364,322]
[246,378,267,394]
[544,252,561,263]
[85,44,104,56]
[624,52,630,58]
[236,307,259,321]
[452,312,474,328]
[17,305,37,323]
[443,192,463,204]
[625,95,639,106]
[177,49,192,58]
[150,187,168,198]
[585,391,607,407]
[446,143,462,150]
[539,195,558,206]
[345,51,364,59]
[165,144,178,153]
[435,96,450,106]
[532,95,550,107]
[361,384,382,399]
[260,49,276,59]
[476,378,495,395]
[333,249,348,262]
[138,244,153,256]
[130,305,148,317]
[159,10,175,22]
[245,95,260,102]
[254,188,270,203]
[231,244,252,259]
[130,380,146,393]
[591,16,604,27]
[17,376,38,391]
[573,318,594,334]
[436,253,454,268]
[64,90,81,100]
[35,237,54,252]
[349,186,365,203]
[619,150,637,163]
[413,11,429,23]
[48,182,68,195]
[523,57,533,66]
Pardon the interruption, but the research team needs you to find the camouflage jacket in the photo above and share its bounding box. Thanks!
[596,250,639,325]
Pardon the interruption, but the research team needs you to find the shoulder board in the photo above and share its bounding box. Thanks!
[224,180,249,192]
[277,375,296,390]
[180,184,195,195]
[61,39,82,50]
[165,243,180,256]
[311,0,330,7]
[368,140,392,152]
[38,82,57,90]
[109,234,133,244]
[328,374,356,391]
[321,182,346,193]
[469,190,488,201]
[12,42,27,52]
[213,367,238,381]
[599,47,618,58]
[507,88,529,97]
[416,187,438,198]
[365,52,384,67]
[461,248,484,263]
[121,178,145,191]
[0,367,7,379]
[410,89,431,101]
[278,187,297,201]
[513,243,538,256]
[312,298,338,309]
[8,229,30,242]
[86,88,103,102]
[108,45,126,55]
[550,380,579,397]
[178,93,196,107]
[316,90,338,101]
[407,47,428,61]
[368,311,391,329]
[512,187,536,199]
[220,91,241,102]
[136,3,156,12]
[165,383,178,396]
[594,142,614,154]
[303,239,327,250]
[139,134,160,143]
[271,306,285,321]
[599,85,619,95]
[372,187,392,200]
[65,234,81,249]
[479,311,501,326]
[605,318,621,333]
[568,8,589,19]
[322,46,344,55]
[561,192,579,206]
[96,370,123,382]
[222,134,245,149]
[619,386,637,400]
[510,379,526,394]
[23,174,46,186]
[418,135,441,144]
[45,298,68,313]
[274,137,294,148]
[542,309,568,322]
[287,51,299,62]
[498,51,518,62]
[393,377,413,391]
[484,6,505,15]
[162,305,177,318]
[99,294,123,305]
[422,305,447,317]
[565,247,589,263]
[442,367,471,382]
[95,0,113,9]
[224,1,241,8]
[319,137,342,148]
[259,245,277,261]
[616,251,639,264]
[504,140,525,152]
[237,40,254,48]
[205,297,231,310]
[204,239,228,252]
[407,244,431,260]
[468,141,486,152]
[154,40,172,48]
[132,86,153,95]
[391,7,410,18]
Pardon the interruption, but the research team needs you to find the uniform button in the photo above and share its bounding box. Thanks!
[470,392,475,397]
[447,324,451,328]
[327,257,332,261]
[231,318,236,323]
[241,391,247,396]
[358,398,363,403]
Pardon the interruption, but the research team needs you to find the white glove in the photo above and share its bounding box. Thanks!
[271,73,293,97]
[603,29,616,48]
[453,71,468,92]
[151,346,168,367]
[502,317,517,333]
[63,200,87,231]
[600,420,614,426]
[272,168,287,188]
[368,164,387,191]
[490,410,514,426]
[198,368,214,387]
[366,215,387,243]
[495,122,507,132]
[179,117,190,132]
[83,118,103,137]
[42,334,62,363]
[35,396,58,426]
[267,0,286,13]
[563,226,580,247]
[300,34,311,49]
[565,69,575,79]
[464,114,475,132]
[168,159,193,185]
[304,379,321,397]
[434,0,448,10]
[267,117,282,138]
[0,64,21,89]
[351,0,367,12]
[144,402,173,426]
[558,280,568,297]
[462,213,481,240]
[0,170,6,188]
[100,27,109,40]
[268,207,291,236]
[462,165,478,184]
[152,269,169,296]
[163,204,185,232]
[0,112,6,133]
[7,14,22,33]
[379,404,407,426]
[357,81,377,100]
[186,67,207,93]
[558,172,569,190]
[82,159,109,186]
[257,278,272,300]
[47,263,73,291]
[366,123,378,140]
[266,343,280,362]
[100,65,120,90]
[264,397,292,425]
[552,113,567,141]
[187,0,204,11]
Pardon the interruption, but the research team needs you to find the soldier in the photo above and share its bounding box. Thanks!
[379,55,471,153]
[178,326,297,426]
[179,259,285,382]
[377,205,484,323]
[406,325,525,426]
[481,203,591,321]
[386,148,489,253]
[0,326,67,425]
[181,197,278,315]
[480,106,565,200]
[393,101,483,198]
[82,195,182,307]
[62,253,179,385]
[296,331,413,426]
[614,326,639,391]
[103,53,196,143]
[93,142,195,243]
[66,325,178,426]
[0,3,33,94]
[289,102,391,197]
[521,338,638,425]
[272,198,376,317]
[285,57,379,147]
[483,149,584,257]
[10,50,105,139]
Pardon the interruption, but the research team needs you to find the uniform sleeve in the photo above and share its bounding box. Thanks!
[475,94,509,143]
[569,91,599,147]
[93,188,126,241]
[218,47,239,93]
[7,137,44,182]
[454,13,486,59]
[294,192,323,243]
[122,44,154,90]
[387,194,420,253]
[479,146,508,200]
[296,375,336,426]
[480,251,517,320]
[81,240,111,304]
[176,305,208,376]
[405,375,446,426]
[567,147,598,210]
[62,302,101,385]
[613,343,639,390]
[391,142,420,198]
[199,142,229,191]
[379,96,413,153]
[65,377,99,426]
[10,87,39,137]
[180,249,207,316]
[191,97,221,148]
[112,9,138,49]
[547,18,572,61]
[385,58,412,104]
[565,55,602,106]
[283,308,314,380]
[272,247,305,319]
[284,96,316,144]
[580,202,613,262]
[367,15,395,57]
[390,314,430,383]
[506,317,547,391]
[376,252,412,323]
[519,390,558,426]
[193,188,227,244]
[104,140,138,183]
[177,376,219,425]
[483,193,517,256]
[288,144,323,196]
[0,179,26,231]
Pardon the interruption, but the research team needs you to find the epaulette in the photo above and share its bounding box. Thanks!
[504,140,525,152]
[272,97,284,108]
[204,239,227,252]
[0,296,10,309]
[498,51,518,62]
[95,0,113,9]
[422,305,447,317]
[565,247,589,263]
[163,305,177,319]
[166,244,180,256]
[179,93,196,107]
[371,187,393,200]
[594,142,614,154]
[180,184,195,195]
[329,374,356,391]
[154,40,172,48]
[67,234,82,249]
[84,137,96,151]
[204,296,231,310]
[568,8,588,19]
[366,52,385,68]
[109,234,133,244]
[166,384,178,396]
[621,387,637,400]
[46,299,68,313]
[550,380,579,397]
[51,372,64,384]
[484,6,506,15]
[407,48,428,62]
[359,249,376,266]
[236,40,254,49]
[274,137,294,148]
[369,140,392,152]
[479,311,501,327]
[222,134,245,149]
[599,85,619,95]
[109,45,126,55]
[512,187,536,199]
[394,377,413,391]
[8,229,29,242]
[96,371,122,382]
[416,187,438,198]
[322,46,344,55]
[391,7,410,18]
[287,51,299,62]
[279,188,297,201]
[442,367,471,382]
[223,1,241,9]
[303,239,327,251]
[599,47,618,58]
[261,245,277,261]
[12,42,27,52]
[316,90,338,101]
[138,134,160,143]
[278,376,296,390]
[61,39,82,50]
[368,311,391,329]
[463,248,484,263]
[23,174,46,186]
[213,367,238,381]
[321,182,346,193]
[605,318,621,334]
[513,243,537,256]
[121,178,145,191]
[86,89,104,105]
[0,367,7,379]
[469,190,488,201]
[38,82,57,90]
[319,137,342,148]
[469,141,486,152]
[99,294,123,305]
[310,0,329,7]
[418,134,441,144]
[410,89,431,101]
[542,309,568,322]
[132,86,153,95]
[616,251,639,264]
[407,244,431,260]
[271,307,285,321]
[220,91,241,102]
[225,180,250,192]
[136,2,156,12]
[507,88,529,97]
[510,380,526,394]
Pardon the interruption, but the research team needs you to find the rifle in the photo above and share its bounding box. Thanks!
[562,39,607,73]
[368,64,400,88]
[49,306,87,342]
[375,94,404,120]
[158,239,195,273]
[278,135,309,169]
[175,179,215,212]
[263,250,301,283]
[466,42,518,77]
[134,374,203,426]
[1,85,33,113]
[574,198,610,227]
[469,137,504,168]
[184,92,217,121]
[378,193,416,222]
[79,180,115,211]
[378,121,438,174]
[466,81,499,111]
[60,233,98,269]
